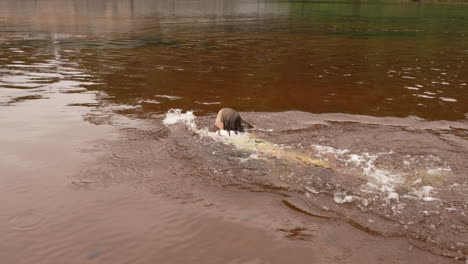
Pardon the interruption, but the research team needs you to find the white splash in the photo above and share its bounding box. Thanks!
[439,97,457,102]
[312,145,400,189]
[162,109,230,141]
[414,94,435,99]
[413,186,439,201]
[404,86,420,90]
[163,109,196,126]
[155,95,181,100]
[195,101,221,105]
[427,166,452,174]
[311,144,450,204]
[333,192,358,204]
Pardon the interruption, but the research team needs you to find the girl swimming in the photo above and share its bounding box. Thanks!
[213,108,329,168]
[215,108,252,137]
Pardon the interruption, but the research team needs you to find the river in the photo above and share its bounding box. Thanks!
[0,0,467,263]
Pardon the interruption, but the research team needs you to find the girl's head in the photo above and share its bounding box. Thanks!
[215,108,249,132]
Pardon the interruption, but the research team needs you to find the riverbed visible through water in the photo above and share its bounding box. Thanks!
[0,0,467,263]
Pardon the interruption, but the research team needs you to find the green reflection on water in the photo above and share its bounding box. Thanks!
[281,1,468,38]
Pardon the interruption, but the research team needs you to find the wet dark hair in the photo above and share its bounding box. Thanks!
[220,108,253,134]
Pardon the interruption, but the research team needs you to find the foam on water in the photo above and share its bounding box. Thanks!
[163,109,226,142]
[195,101,221,105]
[333,193,358,204]
[312,145,401,187]
[439,97,457,102]
[414,94,435,99]
[311,144,451,204]
[404,86,419,90]
[163,109,196,126]
[155,95,182,100]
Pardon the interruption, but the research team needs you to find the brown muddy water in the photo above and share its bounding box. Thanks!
[1,0,467,263]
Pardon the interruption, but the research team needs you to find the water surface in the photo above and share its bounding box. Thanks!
[1,0,467,120]
[0,0,467,263]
